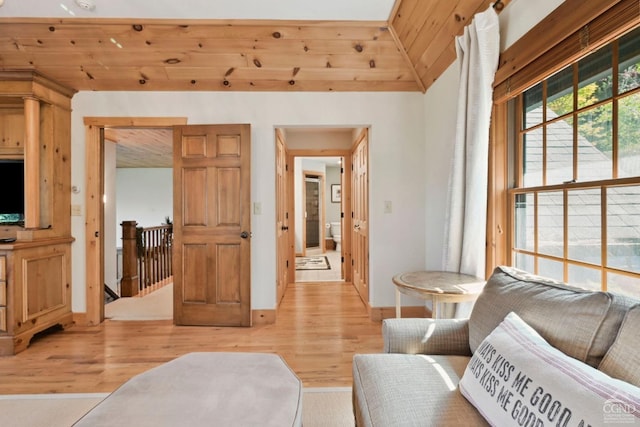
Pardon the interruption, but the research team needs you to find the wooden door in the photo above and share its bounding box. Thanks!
[173,124,251,326]
[352,129,369,301]
[275,130,290,305]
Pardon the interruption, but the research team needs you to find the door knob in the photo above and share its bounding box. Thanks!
[281,226,289,231]
[240,231,250,239]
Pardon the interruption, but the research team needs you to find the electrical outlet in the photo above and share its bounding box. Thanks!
[71,204,82,216]
[253,202,262,215]
[384,201,392,214]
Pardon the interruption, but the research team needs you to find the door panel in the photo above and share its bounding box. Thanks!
[305,179,320,248]
[352,129,369,302]
[275,130,290,304]
[183,168,207,225]
[183,244,207,302]
[174,124,251,326]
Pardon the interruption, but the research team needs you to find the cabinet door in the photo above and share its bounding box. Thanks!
[0,256,6,332]
[14,245,71,328]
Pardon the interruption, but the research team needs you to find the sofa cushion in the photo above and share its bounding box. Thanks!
[383,318,471,355]
[469,266,633,367]
[460,312,640,427]
[352,354,488,427]
[599,304,640,387]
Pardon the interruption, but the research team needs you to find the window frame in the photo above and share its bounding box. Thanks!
[510,31,640,290]
[487,0,640,283]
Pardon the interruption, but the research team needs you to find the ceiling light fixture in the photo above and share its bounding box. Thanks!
[74,0,96,11]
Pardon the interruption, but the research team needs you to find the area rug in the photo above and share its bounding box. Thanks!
[0,388,353,427]
[105,283,173,320]
[295,256,331,271]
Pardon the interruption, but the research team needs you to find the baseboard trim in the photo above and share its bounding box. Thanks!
[72,312,89,326]
[369,306,430,321]
[252,309,276,325]
[74,306,427,325]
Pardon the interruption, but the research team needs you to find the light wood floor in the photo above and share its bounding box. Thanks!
[0,281,382,395]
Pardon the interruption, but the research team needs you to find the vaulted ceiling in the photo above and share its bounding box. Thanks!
[0,0,508,93]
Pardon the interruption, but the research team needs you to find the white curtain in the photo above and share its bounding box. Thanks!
[443,6,500,280]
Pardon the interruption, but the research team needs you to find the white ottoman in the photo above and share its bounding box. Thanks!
[74,352,303,427]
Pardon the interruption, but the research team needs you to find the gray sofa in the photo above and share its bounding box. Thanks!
[353,266,640,426]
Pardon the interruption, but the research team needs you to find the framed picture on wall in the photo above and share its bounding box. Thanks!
[331,184,341,203]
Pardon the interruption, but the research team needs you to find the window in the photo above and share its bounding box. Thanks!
[510,26,640,299]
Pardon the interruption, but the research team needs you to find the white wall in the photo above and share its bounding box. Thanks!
[115,168,173,243]
[71,92,426,312]
[422,0,566,273]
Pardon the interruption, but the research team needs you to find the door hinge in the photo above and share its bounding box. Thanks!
[286,164,289,171]
[342,257,345,264]
[351,212,354,218]
[341,167,344,174]
[286,212,289,219]
[341,212,344,218]
[351,259,354,266]
[286,260,289,268]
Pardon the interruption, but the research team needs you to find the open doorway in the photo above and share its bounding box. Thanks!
[103,127,175,321]
[83,117,187,326]
[296,160,343,282]
[275,126,369,301]
[303,173,324,251]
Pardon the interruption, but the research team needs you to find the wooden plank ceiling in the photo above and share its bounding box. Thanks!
[104,128,173,168]
[0,0,506,93]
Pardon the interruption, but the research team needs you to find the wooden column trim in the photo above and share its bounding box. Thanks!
[85,124,103,326]
[23,96,40,229]
[120,221,139,297]
[486,102,509,276]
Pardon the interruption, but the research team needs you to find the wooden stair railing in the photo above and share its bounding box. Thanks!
[121,221,173,297]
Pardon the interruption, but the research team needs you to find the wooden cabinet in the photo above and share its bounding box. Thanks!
[0,71,76,355]
[0,239,73,356]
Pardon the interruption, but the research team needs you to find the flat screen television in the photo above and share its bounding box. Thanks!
[0,159,25,224]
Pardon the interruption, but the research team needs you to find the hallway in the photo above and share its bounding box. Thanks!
[296,248,343,282]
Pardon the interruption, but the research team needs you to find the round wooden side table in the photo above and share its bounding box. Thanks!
[392,270,485,318]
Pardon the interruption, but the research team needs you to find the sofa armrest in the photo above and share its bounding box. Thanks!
[382,318,472,355]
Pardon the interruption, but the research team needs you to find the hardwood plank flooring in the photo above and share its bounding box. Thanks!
[0,281,382,394]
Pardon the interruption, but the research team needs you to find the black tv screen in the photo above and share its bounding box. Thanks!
[0,160,25,216]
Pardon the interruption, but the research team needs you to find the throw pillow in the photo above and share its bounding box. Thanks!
[599,304,640,387]
[459,312,640,427]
